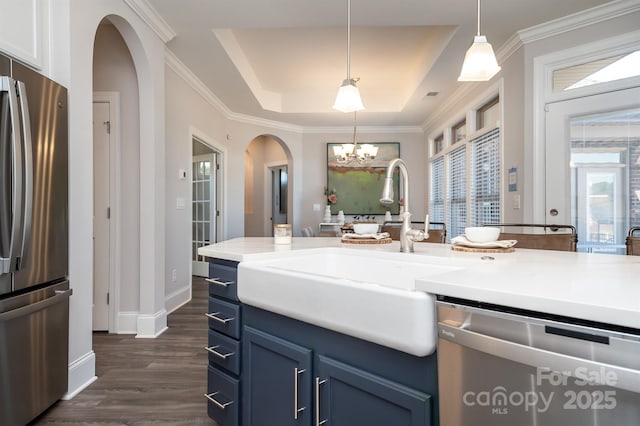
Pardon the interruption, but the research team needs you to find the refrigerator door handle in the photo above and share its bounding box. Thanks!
[16,81,32,270]
[0,288,72,322]
[0,76,23,275]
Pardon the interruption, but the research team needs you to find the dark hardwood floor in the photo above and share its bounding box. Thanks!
[34,277,217,426]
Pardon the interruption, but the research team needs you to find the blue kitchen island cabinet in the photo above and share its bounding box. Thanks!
[242,305,436,426]
[203,256,438,426]
[205,258,242,426]
[243,327,313,426]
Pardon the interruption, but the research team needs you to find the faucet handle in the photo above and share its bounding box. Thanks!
[406,228,425,242]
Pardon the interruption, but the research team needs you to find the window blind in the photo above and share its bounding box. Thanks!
[447,146,467,239]
[429,156,445,222]
[470,128,501,226]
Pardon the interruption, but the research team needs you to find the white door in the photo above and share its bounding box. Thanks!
[545,86,640,253]
[93,101,111,330]
[192,153,217,277]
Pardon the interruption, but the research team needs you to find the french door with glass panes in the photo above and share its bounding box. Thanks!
[193,153,218,276]
[545,87,640,254]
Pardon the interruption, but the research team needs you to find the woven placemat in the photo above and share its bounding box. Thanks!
[342,237,393,244]
[451,245,515,253]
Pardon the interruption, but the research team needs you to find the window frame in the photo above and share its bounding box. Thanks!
[428,90,503,240]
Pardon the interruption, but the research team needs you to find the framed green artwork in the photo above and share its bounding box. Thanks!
[326,142,401,215]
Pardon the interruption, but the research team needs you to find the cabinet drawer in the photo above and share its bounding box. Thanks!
[208,261,239,301]
[207,329,241,375]
[207,297,241,339]
[206,365,239,426]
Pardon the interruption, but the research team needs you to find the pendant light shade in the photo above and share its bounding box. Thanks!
[458,0,501,82]
[333,0,364,112]
[333,78,364,112]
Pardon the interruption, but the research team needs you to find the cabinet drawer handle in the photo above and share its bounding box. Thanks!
[204,391,234,410]
[294,368,306,419]
[205,345,235,360]
[206,277,235,287]
[205,312,235,324]
[315,377,327,426]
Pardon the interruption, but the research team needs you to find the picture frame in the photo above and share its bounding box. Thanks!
[326,142,401,215]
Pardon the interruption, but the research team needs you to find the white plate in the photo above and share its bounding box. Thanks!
[451,235,517,248]
[342,232,390,240]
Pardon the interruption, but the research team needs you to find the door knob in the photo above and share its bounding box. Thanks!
[549,209,558,216]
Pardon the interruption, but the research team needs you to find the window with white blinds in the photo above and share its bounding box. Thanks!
[430,157,445,222]
[470,128,501,226]
[447,146,467,239]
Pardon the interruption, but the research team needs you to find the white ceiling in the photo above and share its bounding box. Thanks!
[147,0,612,128]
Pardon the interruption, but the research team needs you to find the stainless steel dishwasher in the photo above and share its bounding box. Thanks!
[436,297,640,426]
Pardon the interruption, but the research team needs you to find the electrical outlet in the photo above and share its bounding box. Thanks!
[313,203,321,211]
[171,269,177,282]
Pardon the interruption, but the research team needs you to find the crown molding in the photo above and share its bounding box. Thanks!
[421,82,477,131]
[165,49,304,133]
[517,0,640,45]
[421,0,640,132]
[123,0,176,43]
[165,49,231,116]
[304,126,424,134]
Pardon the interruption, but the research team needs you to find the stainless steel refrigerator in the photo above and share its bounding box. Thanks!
[1,53,71,426]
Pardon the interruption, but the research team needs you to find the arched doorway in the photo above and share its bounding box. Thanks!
[92,19,141,332]
[244,135,293,236]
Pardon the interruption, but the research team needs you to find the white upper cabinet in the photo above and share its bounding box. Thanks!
[0,0,45,69]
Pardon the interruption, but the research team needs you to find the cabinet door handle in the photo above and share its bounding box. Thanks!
[294,368,306,419]
[205,312,234,324]
[206,277,235,287]
[205,345,235,360]
[204,392,234,410]
[315,377,327,426]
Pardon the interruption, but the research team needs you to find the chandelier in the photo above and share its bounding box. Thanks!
[333,111,378,164]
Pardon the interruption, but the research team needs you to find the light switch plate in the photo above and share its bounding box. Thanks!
[512,194,521,209]
[176,197,185,209]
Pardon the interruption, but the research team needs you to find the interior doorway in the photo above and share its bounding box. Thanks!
[92,19,141,334]
[192,138,222,277]
[92,98,114,331]
[268,164,288,235]
[244,135,290,236]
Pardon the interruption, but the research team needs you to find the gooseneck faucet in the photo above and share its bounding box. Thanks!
[380,158,427,252]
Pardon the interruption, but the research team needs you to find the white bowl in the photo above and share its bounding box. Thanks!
[465,227,500,243]
[353,223,379,235]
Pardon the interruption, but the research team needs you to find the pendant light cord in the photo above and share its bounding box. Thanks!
[352,110,357,144]
[476,0,481,36]
[346,0,352,80]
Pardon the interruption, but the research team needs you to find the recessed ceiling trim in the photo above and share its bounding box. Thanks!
[214,29,283,112]
[123,0,176,43]
[165,48,303,133]
[517,0,640,45]
[305,126,424,134]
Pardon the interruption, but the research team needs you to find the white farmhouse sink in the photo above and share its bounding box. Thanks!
[237,247,463,356]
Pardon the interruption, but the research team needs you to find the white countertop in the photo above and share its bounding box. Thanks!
[198,237,640,330]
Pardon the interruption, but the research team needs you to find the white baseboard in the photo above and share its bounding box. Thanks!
[64,350,97,400]
[116,311,139,334]
[136,308,168,338]
[165,285,191,314]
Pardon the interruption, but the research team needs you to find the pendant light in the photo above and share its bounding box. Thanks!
[458,0,501,81]
[333,0,364,112]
